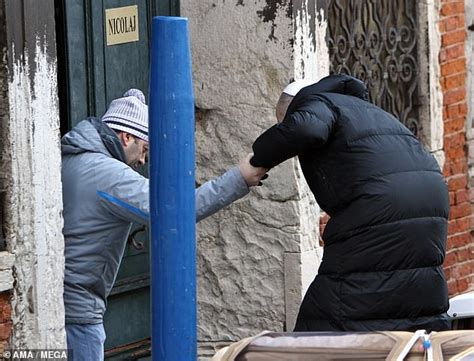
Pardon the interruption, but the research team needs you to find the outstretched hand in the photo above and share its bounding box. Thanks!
[239,153,269,187]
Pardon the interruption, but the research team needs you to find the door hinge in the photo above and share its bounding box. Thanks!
[468,23,474,31]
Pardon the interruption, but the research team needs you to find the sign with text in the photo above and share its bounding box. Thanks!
[105,5,139,46]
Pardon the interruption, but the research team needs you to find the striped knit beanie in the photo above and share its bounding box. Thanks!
[102,89,149,142]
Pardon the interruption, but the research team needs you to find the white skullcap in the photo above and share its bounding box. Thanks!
[102,89,149,142]
[282,79,315,96]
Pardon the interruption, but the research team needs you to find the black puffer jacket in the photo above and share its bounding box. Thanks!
[251,74,450,332]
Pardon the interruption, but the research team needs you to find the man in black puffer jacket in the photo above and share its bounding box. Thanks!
[251,74,450,332]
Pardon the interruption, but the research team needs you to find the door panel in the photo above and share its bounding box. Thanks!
[63,0,156,126]
[56,0,179,358]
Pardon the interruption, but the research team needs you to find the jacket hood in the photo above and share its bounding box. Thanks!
[61,117,126,163]
[288,74,369,114]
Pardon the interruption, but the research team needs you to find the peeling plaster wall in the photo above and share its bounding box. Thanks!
[182,1,328,358]
[294,0,329,81]
[4,40,65,349]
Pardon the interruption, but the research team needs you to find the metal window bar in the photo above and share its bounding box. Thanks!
[327,0,421,137]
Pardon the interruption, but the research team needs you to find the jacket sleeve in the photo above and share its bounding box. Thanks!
[251,100,335,169]
[98,163,249,224]
[97,164,150,225]
[196,166,249,222]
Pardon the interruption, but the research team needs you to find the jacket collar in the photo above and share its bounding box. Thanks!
[61,118,127,164]
[89,118,127,163]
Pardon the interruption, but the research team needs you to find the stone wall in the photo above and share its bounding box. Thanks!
[439,0,474,295]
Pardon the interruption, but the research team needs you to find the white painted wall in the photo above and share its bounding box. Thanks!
[181,1,328,358]
[3,39,65,349]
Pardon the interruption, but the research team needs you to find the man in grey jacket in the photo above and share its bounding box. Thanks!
[61,89,267,360]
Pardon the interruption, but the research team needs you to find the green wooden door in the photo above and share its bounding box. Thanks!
[55,0,179,359]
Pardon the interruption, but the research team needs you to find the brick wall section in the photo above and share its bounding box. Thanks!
[439,0,474,296]
[0,291,11,353]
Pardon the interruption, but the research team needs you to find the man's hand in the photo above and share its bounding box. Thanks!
[239,153,269,187]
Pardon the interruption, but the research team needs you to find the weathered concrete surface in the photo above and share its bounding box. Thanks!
[284,247,322,331]
[0,252,14,292]
[418,0,444,168]
[3,39,66,349]
[182,0,328,357]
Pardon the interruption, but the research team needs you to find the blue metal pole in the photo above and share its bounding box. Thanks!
[149,16,196,361]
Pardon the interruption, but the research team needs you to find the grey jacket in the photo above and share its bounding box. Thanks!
[62,118,249,324]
